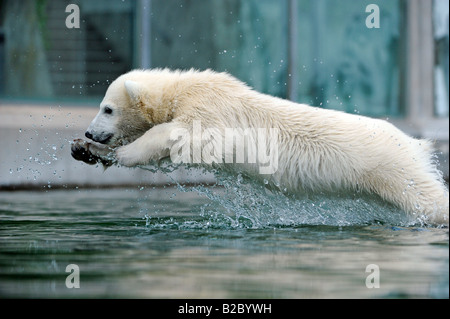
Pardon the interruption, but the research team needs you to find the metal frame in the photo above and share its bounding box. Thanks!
[287,0,299,101]
[136,0,152,69]
[135,0,448,145]
[391,0,448,143]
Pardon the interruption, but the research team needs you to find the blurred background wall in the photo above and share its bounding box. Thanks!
[0,0,448,189]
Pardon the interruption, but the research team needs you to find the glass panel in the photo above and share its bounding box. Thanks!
[294,0,402,117]
[0,0,134,101]
[433,0,449,117]
[151,0,289,98]
[0,0,405,117]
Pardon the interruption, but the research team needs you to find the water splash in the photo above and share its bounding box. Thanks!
[138,161,416,229]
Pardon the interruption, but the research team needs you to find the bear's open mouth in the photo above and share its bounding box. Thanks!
[93,134,113,145]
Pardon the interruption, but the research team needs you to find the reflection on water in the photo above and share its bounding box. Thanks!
[0,188,448,298]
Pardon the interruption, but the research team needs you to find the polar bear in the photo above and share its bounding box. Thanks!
[71,69,449,226]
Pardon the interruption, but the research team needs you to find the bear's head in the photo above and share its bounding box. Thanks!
[85,70,175,147]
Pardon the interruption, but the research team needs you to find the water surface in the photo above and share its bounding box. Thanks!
[0,187,448,298]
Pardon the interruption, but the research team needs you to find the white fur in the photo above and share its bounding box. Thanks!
[87,69,449,226]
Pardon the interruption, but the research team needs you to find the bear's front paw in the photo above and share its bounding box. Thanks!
[71,139,98,165]
[116,144,143,167]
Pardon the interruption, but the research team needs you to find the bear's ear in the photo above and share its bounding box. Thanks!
[124,80,143,102]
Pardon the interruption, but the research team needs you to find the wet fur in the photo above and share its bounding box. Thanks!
[72,69,449,226]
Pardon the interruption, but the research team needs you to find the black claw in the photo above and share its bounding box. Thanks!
[71,141,113,167]
[71,142,96,165]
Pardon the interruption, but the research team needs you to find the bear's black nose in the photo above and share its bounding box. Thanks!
[85,131,93,140]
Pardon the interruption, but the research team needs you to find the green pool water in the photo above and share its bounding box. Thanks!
[0,186,448,299]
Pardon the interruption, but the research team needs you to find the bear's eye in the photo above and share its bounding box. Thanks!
[104,107,113,115]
